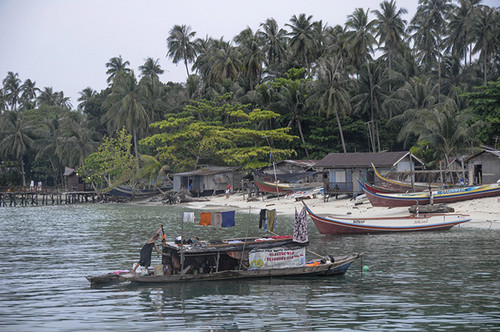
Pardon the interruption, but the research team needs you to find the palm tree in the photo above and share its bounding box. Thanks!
[372,0,408,91]
[286,14,317,73]
[139,57,164,78]
[57,113,99,167]
[471,5,499,85]
[20,79,39,110]
[397,101,482,173]
[105,55,132,84]
[444,0,481,67]
[103,71,150,161]
[276,79,310,157]
[313,57,352,153]
[234,28,266,90]
[2,72,22,111]
[352,61,388,152]
[345,8,377,75]
[0,111,36,186]
[209,40,243,84]
[409,0,454,99]
[77,87,97,111]
[37,87,59,107]
[167,24,197,78]
[258,18,288,77]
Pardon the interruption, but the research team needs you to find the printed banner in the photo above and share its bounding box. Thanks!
[248,247,306,270]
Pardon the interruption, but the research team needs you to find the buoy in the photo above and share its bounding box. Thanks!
[362,265,370,272]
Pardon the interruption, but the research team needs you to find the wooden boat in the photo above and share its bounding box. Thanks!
[252,173,322,194]
[303,203,470,234]
[87,236,361,285]
[361,181,500,207]
[372,163,440,192]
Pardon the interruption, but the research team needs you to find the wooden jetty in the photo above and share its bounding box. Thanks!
[0,191,106,207]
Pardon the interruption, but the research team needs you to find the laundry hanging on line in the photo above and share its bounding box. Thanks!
[221,211,236,228]
[199,212,212,226]
[266,209,277,232]
[183,211,195,223]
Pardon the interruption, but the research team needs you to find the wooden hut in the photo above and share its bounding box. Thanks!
[465,147,500,184]
[172,166,243,196]
[313,152,424,195]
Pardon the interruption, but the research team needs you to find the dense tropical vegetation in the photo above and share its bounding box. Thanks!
[1,0,499,191]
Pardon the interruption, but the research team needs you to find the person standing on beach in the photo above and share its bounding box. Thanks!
[225,184,231,198]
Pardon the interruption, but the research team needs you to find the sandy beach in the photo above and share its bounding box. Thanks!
[167,192,500,230]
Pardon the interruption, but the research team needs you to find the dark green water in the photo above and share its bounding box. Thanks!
[0,204,499,331]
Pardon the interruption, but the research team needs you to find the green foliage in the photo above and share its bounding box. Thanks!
[141,96,298,171]
[464,78,500,148]
[409,140,438,168]
[78,129,135,191]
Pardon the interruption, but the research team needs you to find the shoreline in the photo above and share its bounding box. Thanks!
[133,192,500,230]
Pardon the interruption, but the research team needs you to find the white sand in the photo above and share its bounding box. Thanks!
[175,192,500,230]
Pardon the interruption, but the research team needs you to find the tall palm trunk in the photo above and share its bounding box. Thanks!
[335,111,347,154]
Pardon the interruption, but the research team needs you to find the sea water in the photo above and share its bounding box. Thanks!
[0,203,499,331]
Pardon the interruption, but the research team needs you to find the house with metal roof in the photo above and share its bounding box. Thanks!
[465,147,500,184]
[172,166,243,196]
[314,152,424,195]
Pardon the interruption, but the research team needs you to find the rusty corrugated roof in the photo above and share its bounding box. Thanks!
[173,166,240,176]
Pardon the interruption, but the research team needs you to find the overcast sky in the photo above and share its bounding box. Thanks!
[0,0,496,106]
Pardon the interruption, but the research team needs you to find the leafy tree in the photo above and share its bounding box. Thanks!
[345,8,377,75]
[464,78,500,147]
[258,18,288,77]
[78,129,136,191]
[141,95,297,171]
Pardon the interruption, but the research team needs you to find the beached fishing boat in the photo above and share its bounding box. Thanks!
[252,173,322,194]
[361,181,500,207]
[87,236,360,285]
[372,163,440,192]
[303,203,470,234]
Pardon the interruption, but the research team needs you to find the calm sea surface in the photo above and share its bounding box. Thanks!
[0,203,499,331]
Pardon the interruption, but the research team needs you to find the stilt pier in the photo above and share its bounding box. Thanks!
[0,191,107,207]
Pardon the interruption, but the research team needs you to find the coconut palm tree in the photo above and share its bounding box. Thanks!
[105,55,132,84]
[352,61,388,152]
[77,87,97,111]
[397,101,482,173]
[471,5,499,85]
[372,0,408,91]
[0,111,36,186]
[209,40,243,84]
[20,79,39,110]
[234,28,266,90]
[2,72,22,111]
[167,24,197,78]
[276,79,310,157]
[409,0,454,99]
[57,113,99,168]
[344,8,377,75]
[139,57,164,78]
[444,0,481,67]
[286,14,317,73]
[103,71,150,161]
[313,57,352,153]
[258,18,288,77]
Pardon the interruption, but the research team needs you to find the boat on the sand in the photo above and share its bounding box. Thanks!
[361,181,500,207]
[303,203,471,234]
